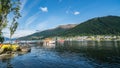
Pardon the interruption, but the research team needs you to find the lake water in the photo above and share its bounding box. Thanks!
[0,41,120,68]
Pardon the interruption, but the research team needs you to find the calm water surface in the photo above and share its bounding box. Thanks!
[0,41,120,68]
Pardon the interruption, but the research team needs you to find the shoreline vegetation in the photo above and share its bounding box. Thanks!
[55,35,120,41]
[19,35,120,41]
[0,44,31,56]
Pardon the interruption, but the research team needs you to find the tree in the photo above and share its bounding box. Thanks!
[0,0,21,43]
[9,22,18,43]
[0,33,4,43]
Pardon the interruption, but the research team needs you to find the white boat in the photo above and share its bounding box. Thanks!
[49,41,55,44]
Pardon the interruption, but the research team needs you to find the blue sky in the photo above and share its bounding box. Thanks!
[3,0,120,38]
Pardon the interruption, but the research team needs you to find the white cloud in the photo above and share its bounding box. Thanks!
[3,29,36,38]
[36,16,63,31]
[25,12,41,28]
[36,22,48,31]
[21,0,40,18]
[66,6,72,14]
[40,7,48,12]
[74,11,80,15]
[20,0,27,12]
[13,30,36,38]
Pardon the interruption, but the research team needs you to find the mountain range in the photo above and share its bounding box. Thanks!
[18,15,120,40]
[18,24,77,40]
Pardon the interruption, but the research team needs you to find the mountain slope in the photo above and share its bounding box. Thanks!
[19,15,120,40]
[19,24,77,40]
[61,16,120,36]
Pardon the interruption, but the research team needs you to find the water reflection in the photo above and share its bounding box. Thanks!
[43,44,55,49]
[0,41,120,68]
[0,52,30,68]
[55,41,120,65]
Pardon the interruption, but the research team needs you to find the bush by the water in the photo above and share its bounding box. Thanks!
[0,44,20,53]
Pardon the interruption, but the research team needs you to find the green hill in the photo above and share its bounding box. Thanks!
[61,16,120,36]
[18,24,77,40]
[19,15,120,40]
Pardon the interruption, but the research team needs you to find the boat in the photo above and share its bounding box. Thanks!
[49,41,55,44]
[44,38,56,45]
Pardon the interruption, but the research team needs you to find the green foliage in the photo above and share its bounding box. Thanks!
[0,33,4,43]
[19,15,120,40]
[10,22,18,38]
[19,27,70,40]
[61,16,120,36]
[0,0,21,42]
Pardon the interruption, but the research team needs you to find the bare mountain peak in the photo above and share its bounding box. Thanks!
[57,24,77,29]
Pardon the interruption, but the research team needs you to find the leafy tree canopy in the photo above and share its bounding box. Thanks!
[0,0,21,43]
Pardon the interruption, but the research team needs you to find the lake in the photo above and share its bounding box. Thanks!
[0,41,120,68]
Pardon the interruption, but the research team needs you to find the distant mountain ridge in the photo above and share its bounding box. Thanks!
[18,24,77,40]
[18,15,120,40]
[4,37,16,41]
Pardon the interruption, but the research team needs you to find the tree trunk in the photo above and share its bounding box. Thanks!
[10,35,12,45]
